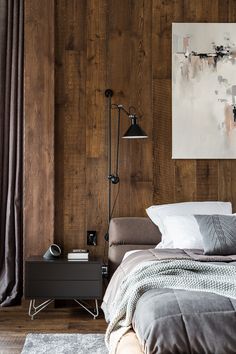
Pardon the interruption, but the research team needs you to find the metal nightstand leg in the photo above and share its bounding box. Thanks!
[74,299,99,319]
[28,298,99,320]
[28,299,53,320]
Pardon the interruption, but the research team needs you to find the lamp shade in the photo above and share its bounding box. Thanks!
[122,116,148,139]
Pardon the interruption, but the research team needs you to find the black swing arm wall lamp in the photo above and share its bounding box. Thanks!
[104,89,148,241]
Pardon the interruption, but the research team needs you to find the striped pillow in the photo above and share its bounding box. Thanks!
[194,214,236,255]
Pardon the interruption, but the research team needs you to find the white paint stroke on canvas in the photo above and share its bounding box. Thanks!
[172,23,236,159]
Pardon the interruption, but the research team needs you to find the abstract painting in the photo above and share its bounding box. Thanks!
[172,23,236,158]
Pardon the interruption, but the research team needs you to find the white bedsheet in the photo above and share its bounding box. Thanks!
[122,250,143,261]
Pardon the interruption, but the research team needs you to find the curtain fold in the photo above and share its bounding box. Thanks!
[0,0,23,306]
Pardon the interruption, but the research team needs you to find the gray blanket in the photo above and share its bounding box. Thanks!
[102,249,236,354]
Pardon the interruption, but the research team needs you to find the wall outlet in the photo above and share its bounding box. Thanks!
[87,230,97,245]
[102,264,108,278]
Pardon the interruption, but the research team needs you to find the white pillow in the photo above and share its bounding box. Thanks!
[161,215,203,249]
[146,201,232,248]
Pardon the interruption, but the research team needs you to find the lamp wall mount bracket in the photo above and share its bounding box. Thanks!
[105,89,113,97]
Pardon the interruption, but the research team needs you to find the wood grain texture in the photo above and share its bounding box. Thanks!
[24,0,54,258]
[218,161,232,202]
[0,305,106,354]
[196,160,219,201]
[24,0,236,261]
[153,79,175,204]
[174,0,196,203]
[85,0,108,257]
[55,0,87,253]
[153,0,236,210]
[128,0,153,216]
[107,0,133,218]
[193,0,219,203]
[107,0,153,217]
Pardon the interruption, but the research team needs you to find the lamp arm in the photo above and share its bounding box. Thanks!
[117,105,130,116]
[112,103,138,118]
[104,92,121,242]
[107,106,120,184]
[107,92,112,224]
[106,93,122,225]
[115,107,121,177]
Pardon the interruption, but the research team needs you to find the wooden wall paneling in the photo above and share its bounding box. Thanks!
[25,0,236,261]
[171,0,200,204]
[152,0,171,80]
[183,0,197,21]
[107,0,133,218]
[63,49,86,252]
[218,0,229,22]
[229,0,236,21]
[55,0,66,251]
[152,0,183,78]
[195,0,219,22]
[153,79,175,204]
[128,0,153,215]
[153,0,191,205]
[193,1,219,201]
[173,0,197,202]
[152,0,175,204]
[24,0,54,258]
[218,161,232,202]
[172,0,197,201]
[55,0,87,253]
[86,0,108,256]
[196,160,219,201]
[175,161,196,202]
[175,0,210,202]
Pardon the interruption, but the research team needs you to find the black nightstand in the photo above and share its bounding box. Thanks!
[25,256,102,319]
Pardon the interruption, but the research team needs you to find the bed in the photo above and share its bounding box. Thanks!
[102,216,236,354]
[106,217,159,354]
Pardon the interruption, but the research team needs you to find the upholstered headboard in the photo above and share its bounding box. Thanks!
[108,217,161,277]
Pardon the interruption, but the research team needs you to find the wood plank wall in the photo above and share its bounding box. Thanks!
[24,0,55,258]
[24,0,236,259]
[153,0,236,207]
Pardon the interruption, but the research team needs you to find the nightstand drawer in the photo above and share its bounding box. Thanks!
[25,280,102,299]
[26,262,101,281]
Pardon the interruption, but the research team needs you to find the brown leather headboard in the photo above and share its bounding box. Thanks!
[108,217,161,277]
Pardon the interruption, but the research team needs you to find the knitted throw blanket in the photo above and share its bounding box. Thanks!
[105,259,236,353]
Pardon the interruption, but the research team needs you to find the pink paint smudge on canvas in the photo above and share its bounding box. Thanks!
[224,103,236,137]
[183,36,190,52]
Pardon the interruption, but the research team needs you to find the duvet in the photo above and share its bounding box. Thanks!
[102,249,236,354]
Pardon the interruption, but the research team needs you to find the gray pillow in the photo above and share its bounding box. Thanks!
[194,214,236,255]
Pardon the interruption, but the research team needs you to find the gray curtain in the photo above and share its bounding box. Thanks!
[0,0,23,306]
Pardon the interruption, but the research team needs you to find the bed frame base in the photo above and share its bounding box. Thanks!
[117,330,144,354]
